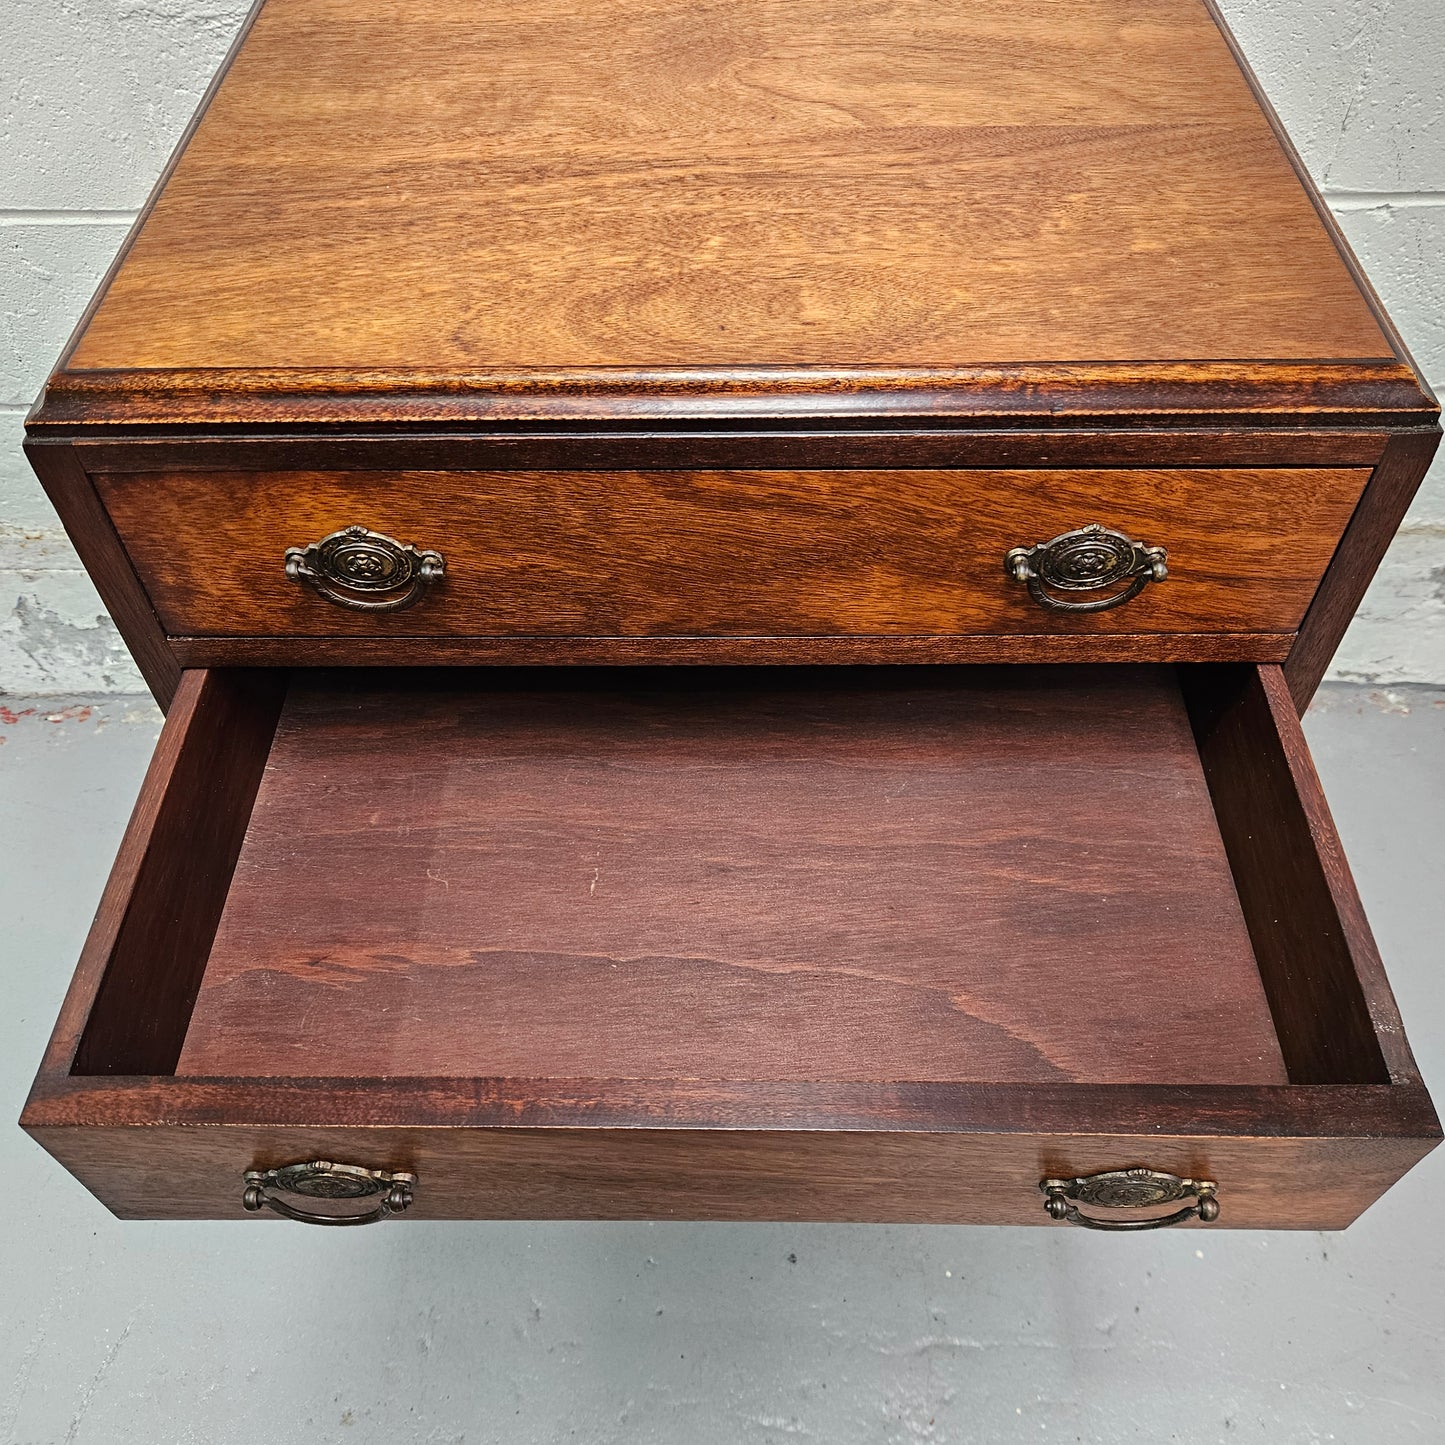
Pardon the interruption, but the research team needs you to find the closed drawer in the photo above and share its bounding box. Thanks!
[93,467,1370,641]
[23,662,1437,1227]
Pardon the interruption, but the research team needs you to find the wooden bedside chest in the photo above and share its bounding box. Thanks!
[22,0,1441,1231]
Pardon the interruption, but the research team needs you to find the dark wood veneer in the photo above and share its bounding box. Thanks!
[1183,665,1412,1085]
[52,0,1398,375]
[21,0,1443,706]
[22,443,181,704]
[68,671,285,1075]
[1285,428,1443,708]
[22,664,1440,1225]
[27,362,1434,438]
[166,632,1294,670]
[27,423,1440,712]
[17,0,1443,1230]
[176,667,1283,1085]
[93,465,1370,642]
[22,1113,1437,1228]
[68,428,1394,474]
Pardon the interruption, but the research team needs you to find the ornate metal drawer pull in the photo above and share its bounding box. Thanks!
[1005,524,1167,613]
[1041,1169,1219,1231]
[242,1161,417,1226]
[284,525,444,612]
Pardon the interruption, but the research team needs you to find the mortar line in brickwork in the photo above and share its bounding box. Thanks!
[0,210,137,226]
[1326,190,1445,209]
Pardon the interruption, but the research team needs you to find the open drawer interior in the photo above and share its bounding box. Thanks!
[24,664,1439,1228]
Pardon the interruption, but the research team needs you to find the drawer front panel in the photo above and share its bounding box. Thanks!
[27,1117,1436,1229]
[94,467,1370,638]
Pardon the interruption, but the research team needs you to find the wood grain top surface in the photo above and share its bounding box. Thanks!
[177,667,1287,1085]
[67,0,1390,380]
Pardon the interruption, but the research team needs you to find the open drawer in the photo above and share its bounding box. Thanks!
[23,664,1438,1230]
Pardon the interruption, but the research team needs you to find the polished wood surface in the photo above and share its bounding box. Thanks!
[23,0,1439,706]
[26,1109,1436,1228]
[67,429,1398,473]
[1199,0,1424,383]
[1184,664,1416,1083]
[15,0,1444,1235]
[66,0,1389,378]
[65,671,285,1076]
[176,667,1280,1083]
[30,363,1433,435]
[96,466,1369,640]
[47,421,1428,702]
[25,665,1437,1225]
[24,443,181,704]
[1285,428,1443,709]
[31,672,214,1081]
[165,632,1298,669]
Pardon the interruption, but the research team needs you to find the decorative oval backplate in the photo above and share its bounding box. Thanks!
[284,525,445,612]
[1040,1168,1219,1231]
[242,1161,418,1226]
[1005,524,1168,613]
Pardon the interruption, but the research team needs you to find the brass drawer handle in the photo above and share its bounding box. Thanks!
[284,525,445,612]
[1005,524,1167,613]
[242,1161,417,1226]
[1041,1169,1218,1231]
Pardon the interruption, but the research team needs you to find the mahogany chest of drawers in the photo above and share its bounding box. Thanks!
[22,0,1442,1230]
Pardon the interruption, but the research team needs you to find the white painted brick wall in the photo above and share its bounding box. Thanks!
[1,0,254,693]
[1,0,1441,693]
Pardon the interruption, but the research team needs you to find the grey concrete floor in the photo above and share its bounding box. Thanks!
[1,684,1443,1445]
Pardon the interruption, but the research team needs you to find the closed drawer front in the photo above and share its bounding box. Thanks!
[94,466,1370,639]
[24,662,1437,1228]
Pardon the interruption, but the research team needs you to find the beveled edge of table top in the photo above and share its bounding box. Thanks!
[26,359,1439,438]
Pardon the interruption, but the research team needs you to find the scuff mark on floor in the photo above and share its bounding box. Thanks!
[62,1316,134,1445]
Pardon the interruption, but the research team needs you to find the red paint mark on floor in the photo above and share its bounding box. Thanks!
[0,706,37,724]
